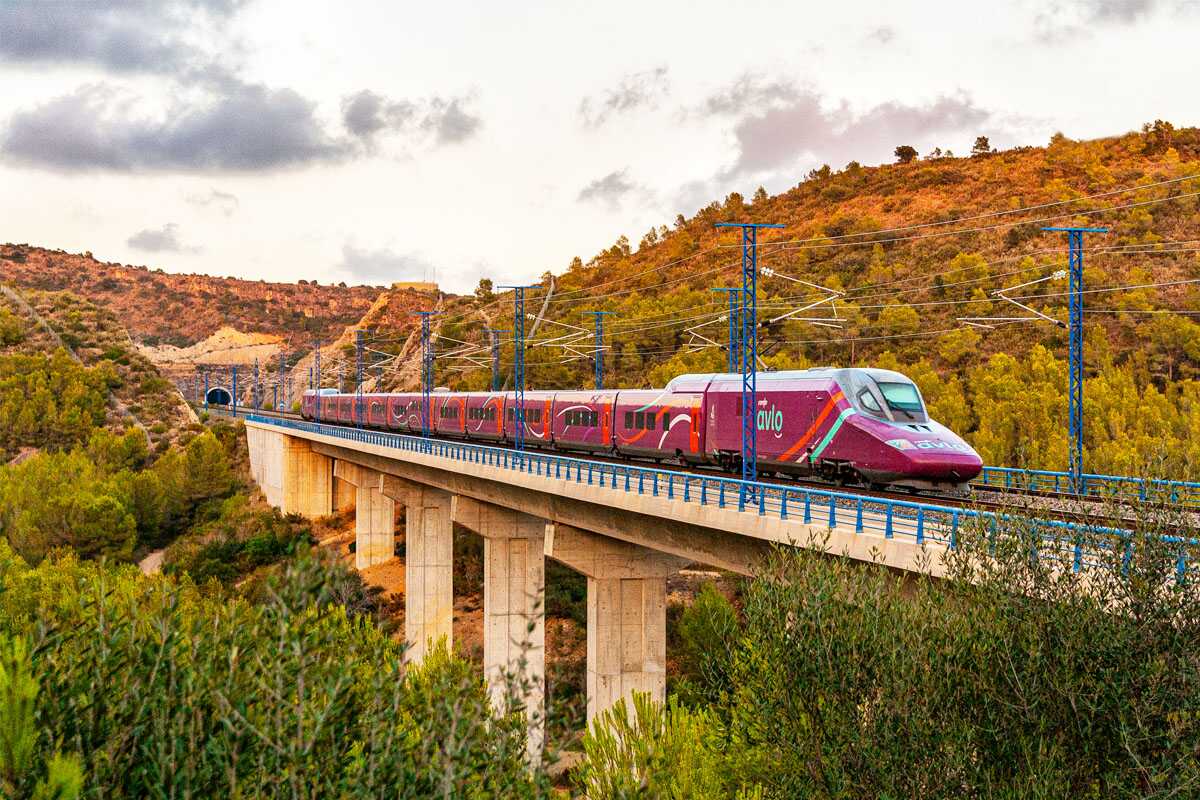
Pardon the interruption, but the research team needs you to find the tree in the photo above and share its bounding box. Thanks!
[474,278,494,304]
[752,186,769,205]
[0,308,24,346]
[1142,119,1175,154]
[894,145,918,164]
[971,136,993,156]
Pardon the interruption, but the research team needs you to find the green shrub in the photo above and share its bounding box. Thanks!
[576,693,759,799]
[0,633,83,800]
[673,582,739,707]
[162,495,312,587]
[0,307,24,346]
[707,507,1200,798]
[0,544,547,797]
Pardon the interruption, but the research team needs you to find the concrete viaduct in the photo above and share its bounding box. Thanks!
[243,415,1046,754]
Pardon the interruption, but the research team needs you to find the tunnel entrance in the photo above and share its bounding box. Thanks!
[205,386,232,405]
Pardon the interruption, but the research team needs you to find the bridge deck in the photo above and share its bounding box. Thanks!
[244,415,1153,579]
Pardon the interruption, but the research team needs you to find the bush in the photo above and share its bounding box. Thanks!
[0,544,547,797]
[163,494,313,587]
[576,693,758,799]
[673,583,739,707]
[711,507,1200,798]
[0,307,24,346]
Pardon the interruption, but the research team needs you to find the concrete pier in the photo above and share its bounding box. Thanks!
[545,523,688,725]
[396,482,454,663]
[246,427,332,518]
[453,496,547,758]
[334,463,395,569]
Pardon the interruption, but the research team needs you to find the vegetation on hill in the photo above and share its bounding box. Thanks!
[0,245,385,348]
[577,507,1200,798]
[0,426,236,564]
[411,122,1200,479]
[0,287,193,454]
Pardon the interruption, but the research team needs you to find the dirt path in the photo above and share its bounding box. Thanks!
[139,549,165,575]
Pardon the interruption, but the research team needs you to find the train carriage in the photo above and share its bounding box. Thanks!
[365,393,388,428]
[551,391,611,453]
[435,391,468,438]
[613,389,702,461]
[503,391,555,447]
[464,393,505,441]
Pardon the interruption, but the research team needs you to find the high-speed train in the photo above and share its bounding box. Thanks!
[300,368,983,492]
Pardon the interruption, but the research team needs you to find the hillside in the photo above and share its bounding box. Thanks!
[0,246,387,348]
[0,286,195,459]
[3,123,1199,477]
[435,122,1200,390]
[415,122,1200,478]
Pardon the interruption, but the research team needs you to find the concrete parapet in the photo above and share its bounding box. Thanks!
[453,496,546,757]
[545,523,688,726]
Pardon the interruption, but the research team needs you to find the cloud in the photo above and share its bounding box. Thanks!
[424,98,482,145]
[337,243,436,284]
[0,0,244,77]
[577,170,641,210]
[186,188,239,216]
[2,81,350,172]
[341,90,481,146]
[579,66,669,128]
[127,223,200,253]
[1032,0,1190,39]
[673,78,999,213]
[865,26,897,44]
[698,74,800,117]
[716,86,992,183]
[340,90,417,139]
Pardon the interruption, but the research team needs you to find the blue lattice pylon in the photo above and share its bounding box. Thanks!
[1043,226,1106,493]
[714,222,784,504]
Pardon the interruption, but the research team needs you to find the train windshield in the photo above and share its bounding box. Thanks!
[876,381,923,415]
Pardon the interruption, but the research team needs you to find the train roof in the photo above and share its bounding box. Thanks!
[665,367,916,391]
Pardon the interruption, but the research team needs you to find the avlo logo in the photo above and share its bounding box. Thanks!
[756,403,784,438]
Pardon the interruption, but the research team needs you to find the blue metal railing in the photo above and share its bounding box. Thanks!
[976,466,1200,508]
[245,414,1195,581]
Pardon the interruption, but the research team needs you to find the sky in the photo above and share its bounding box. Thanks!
[0,0,1197,295]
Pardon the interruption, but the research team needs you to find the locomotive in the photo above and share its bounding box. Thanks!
[300,368,982,492]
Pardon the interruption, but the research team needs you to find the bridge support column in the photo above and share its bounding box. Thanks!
[333,463,396,569]
[544,523,688,726]
[401,484,454,663]
[333,476,357,513]
[280,435,332,518]
[452,497,546,758]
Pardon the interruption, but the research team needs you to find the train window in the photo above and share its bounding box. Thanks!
[877,382,923,413]
[590,410,598,426]
[624,411,634,428]
[635,411,645,430]
[858,390,882,414]
[507,408,514,421]
[646,411,656,431]
[489,407,496,421]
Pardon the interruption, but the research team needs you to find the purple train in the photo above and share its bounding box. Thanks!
[301,368,983,492]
